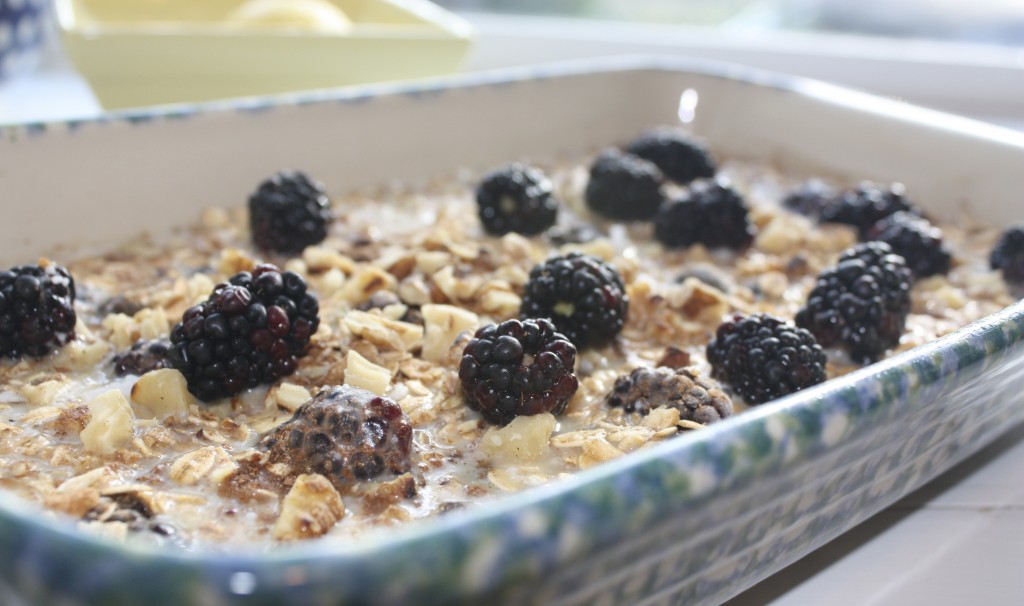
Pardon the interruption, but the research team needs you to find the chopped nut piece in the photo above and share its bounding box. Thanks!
[130,369,194,418]
[343,310,424,353]
[340,267,397,305]
[421,304,478,363]
[272,474,345,541]
[168,446,236,486]
[44,466,119,517]
[359,473,417,515]
[266,382,312,412]
[578,437,624,469]
[53,338,113,371]
[641,406,681,431]
[80,390,135,454]
[481,413,557,464]
[20,379,67,407]
[303,246,356,274]
[344,349,392,396]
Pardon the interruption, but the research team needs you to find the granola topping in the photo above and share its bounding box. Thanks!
[0,151,1013,550]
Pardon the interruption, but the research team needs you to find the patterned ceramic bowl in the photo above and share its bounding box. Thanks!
[1,58,1023,605]
[0,0,48,79]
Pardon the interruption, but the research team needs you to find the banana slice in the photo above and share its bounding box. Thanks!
[228,0,353,33]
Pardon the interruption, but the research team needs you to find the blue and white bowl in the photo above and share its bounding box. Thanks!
[0,0,48,79]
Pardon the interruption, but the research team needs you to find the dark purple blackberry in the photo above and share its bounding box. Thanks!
[112,339,172,376]
[990,226,1024,283]
[260,385,413,488]
[476,164,559,236]
[796,242,912,363]
[607,366,732,423]
[167,263,320,401]
[653,179,755,250]
[707,314,827,405]
[624,128,716,184]
[820,182,920,237]
[249,171,333,254]
[866,211,952,278]
[0,263,76,359]
[782,179,835,220]
[519,252,628,349]
[459,318,578,426]
[584,148,666,221]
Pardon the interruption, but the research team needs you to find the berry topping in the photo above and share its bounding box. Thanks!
[520,252,629,349]
[625,128,716,184]
[249,171,333,254]
[476,164,559,236]
[796,241,912,363]
[782,179,835,220]
[0,263,76,359]
[459,318,578,426]
[607,366,732,423]
[653,178,755,250]
[584,148,666,221]
[866,211,952,278]
[260,385,413,488]
[707,313,827,405]
[167,264,320,401]
[820,182,920,237]
[112,339,172,376]
[990,226,1024,283]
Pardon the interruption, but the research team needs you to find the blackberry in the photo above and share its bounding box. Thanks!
[607,366,732,423]
[782,179,835,220]
[476,164,559,236]
[866,211,952,278]
[990,226,1024,283]
[260,385,413,488]
[112,339,172,376]
[0,263,77,359]
[707,314,827,405]
[653,179,755,250]
[520,252,628,349]
[459,318,578,426]
[167,264,320,401]
[584,149,666,221]
[796,242,912,363]
[249,171,333,254]
[625,128,716,184]
[820,182,920,237]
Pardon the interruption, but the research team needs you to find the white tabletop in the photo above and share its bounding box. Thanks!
[3,19,1024,606]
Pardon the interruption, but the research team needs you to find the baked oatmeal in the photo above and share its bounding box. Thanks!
[0,129,1016,550]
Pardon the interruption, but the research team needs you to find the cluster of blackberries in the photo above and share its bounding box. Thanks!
[261,385,413,488]
[707,314,827,404]
[0,263,77,359]
[785,180,952,279]
[476,164,560,236]
[249,170,333,254]
[583,130,755,251]
[458,318,578,426]
[607,366,733,423]
[519,252,629,350]
[167,263,320,401]
[796,241,913,363]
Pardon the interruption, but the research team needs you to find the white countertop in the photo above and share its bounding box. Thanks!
[3,18,1024,606]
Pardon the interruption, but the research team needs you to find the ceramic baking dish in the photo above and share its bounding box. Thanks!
[2,58,1024,606]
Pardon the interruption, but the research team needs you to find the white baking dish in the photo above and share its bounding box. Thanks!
[1,57,1023,605]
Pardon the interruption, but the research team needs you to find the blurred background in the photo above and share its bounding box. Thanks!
[2,0,1023,125]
